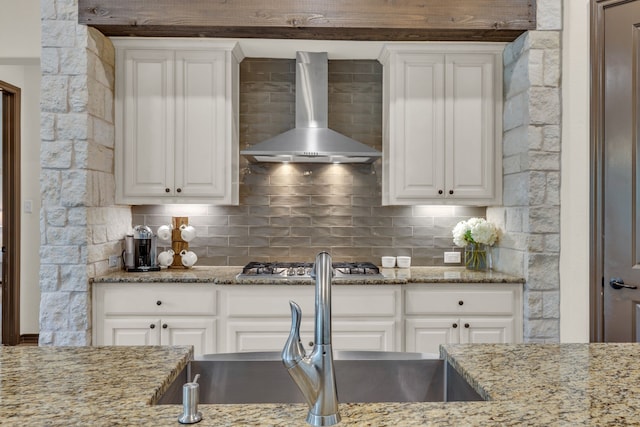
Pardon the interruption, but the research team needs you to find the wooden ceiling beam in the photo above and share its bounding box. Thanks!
[78,0,535,42]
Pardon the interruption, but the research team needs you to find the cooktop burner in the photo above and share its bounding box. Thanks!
[237,261,383,280]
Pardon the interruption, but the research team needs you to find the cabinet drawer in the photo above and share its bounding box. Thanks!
[223,286,399,318]
[405,287,515,315]
[333,287,399,317]
[100,284,216,315]
[224,286,314,317]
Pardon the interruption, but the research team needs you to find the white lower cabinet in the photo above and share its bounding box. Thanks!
[223,319,398,353]
[404,283,522,354]
[93,282,522,356]
[160,318,217,355]
[225,319,314,353]
[93,283,217,356]
[103,318,162,346]
[218,285,402,353]
[103,317,216,356]
[406,317,514,354]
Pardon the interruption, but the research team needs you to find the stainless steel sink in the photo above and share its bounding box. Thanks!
[157,351,483,404]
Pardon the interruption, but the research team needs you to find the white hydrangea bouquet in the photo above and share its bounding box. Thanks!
[452,218,499,270]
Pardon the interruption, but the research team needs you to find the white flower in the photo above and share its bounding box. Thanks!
[451,217,499,247]
[452,221,470,247]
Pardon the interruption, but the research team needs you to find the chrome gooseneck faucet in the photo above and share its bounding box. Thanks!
[282,251,340,426]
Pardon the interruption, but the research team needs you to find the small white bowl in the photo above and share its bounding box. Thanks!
[396,256,411,268]
[381,256,396,268]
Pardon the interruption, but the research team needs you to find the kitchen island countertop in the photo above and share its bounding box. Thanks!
[93,265,524,285]
[4,343,640,426]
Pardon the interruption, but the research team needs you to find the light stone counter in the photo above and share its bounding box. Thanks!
[93,266,524,285]
[5,343,640,425]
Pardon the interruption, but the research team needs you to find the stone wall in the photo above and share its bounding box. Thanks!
[39,0,130,346]
[487,1,562,342]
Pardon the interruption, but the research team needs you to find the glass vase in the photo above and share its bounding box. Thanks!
[464,243,489,271]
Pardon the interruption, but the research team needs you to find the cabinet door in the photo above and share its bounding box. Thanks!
[225,319,396,353]
[405,318,459,355]
[384,52,445,204]
[225,320,315,353]
[103,318,161,346]
[161,318,217,356]
[460,317,514,345]
[174,50,229,199]
[119,49,175,200]
[332,320,397,352]
[445,53,498,201]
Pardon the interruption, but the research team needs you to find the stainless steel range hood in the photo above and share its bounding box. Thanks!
[241,52,382,164]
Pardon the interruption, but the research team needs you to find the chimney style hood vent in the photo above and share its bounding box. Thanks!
[241,52,382,164]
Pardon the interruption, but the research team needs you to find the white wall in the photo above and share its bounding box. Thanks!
[0,0,41,60]
[560,0,590,342]
[0,0,42,335]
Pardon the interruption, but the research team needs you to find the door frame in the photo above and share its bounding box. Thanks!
[0,80,21,346]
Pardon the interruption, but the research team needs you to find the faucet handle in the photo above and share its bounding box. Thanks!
[282,300,305,368]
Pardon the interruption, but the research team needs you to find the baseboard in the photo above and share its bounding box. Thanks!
[19,334,39,345]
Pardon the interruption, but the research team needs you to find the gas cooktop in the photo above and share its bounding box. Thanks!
[237,261,384,280]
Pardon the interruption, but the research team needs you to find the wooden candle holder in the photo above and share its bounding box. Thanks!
[170,216,189,268]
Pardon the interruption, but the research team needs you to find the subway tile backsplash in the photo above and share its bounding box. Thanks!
[132,58,485,266]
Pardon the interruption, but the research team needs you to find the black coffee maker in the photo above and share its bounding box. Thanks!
[123,225,160,272]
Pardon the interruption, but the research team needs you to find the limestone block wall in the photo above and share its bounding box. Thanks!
[488,2,562,342]
[39,0,130,346]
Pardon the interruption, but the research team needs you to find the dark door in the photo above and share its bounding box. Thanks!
[596,0,640,341]
[0,81,21,345]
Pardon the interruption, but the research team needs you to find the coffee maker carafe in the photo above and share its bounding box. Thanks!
[124,225,160,272]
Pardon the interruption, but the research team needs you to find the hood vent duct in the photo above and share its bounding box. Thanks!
[241,52,382,164]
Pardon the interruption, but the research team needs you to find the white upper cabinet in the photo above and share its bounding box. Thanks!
[114,38,243,205]
[379,44,504,206]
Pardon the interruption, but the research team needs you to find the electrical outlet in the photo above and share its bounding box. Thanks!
[444,251,461,264]
[108,255,120,268]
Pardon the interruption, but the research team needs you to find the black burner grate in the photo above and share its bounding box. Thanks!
[241,262,314,276]
[240,261,380,276]
[332,262,380,276]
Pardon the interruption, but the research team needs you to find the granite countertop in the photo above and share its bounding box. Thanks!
[0,346,192,424]
[5,343,640,425]
[93,266,524,285]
